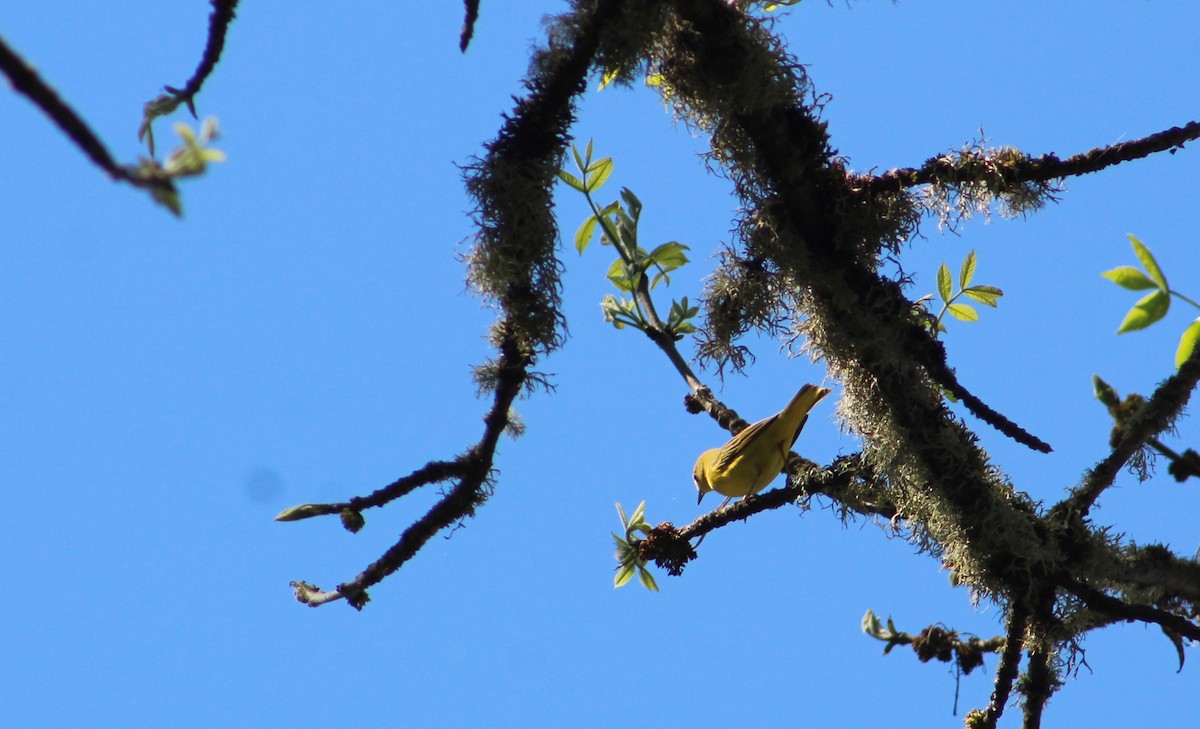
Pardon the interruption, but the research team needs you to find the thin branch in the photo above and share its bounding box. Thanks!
[1104,544,1200,604]
[290,337,529,609]
[1069,345,1200,516]
[1020,648,1057,729]
[460,0,482,52]
[2,35,122,181]
[1149,440,1200,483]
[0,33,181,203]
[863,121,1200,195]
[863,616,1006,675]
[285,0,631,606]
[139,1,240,155]
[978,608,1028,729]
[164,0,240,111]
[937,368,1053,453]
[634,283,706,394]
[638,454,897,573]
[274,459,468,522]
[1061,577,1200,642]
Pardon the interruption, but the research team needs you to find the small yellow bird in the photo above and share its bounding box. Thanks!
[693,384,831,506]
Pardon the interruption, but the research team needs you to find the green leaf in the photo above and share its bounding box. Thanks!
[637,566,659,592]
[648,241,690,271]
[612,544,631,564]
[963,285,1003,307]
[574,215,598,254]
[959,250,977,289]
[173,121,196,144]
[669,297,697,326]
[1116,289,1170,333]
[1129,235,1168,290]
[571,143,587,174]
[861,609,881,635]
[629,500,646,526]
[585,157,614,193]
[936,262,952,303]
[1176,319,1200,369]
[557,169,586,193]
[947,303,979,322]
[1102,266,1159,291]
[596,203,622,246]
[614,209,638,251]
[606,258,634,292]
[150,186,183,217]
[619,187,642,221]
[1092,375,1120,408]
[615,501,629,527]
[614,562,636,588]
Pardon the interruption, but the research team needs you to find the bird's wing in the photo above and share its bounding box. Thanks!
[712,413,778,472]
[788,415,810,448]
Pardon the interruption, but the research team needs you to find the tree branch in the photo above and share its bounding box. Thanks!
[164,0,240,110]
[284,0,634,606]
[275,459,469,523]
[1060,577,1200,642]
[862,121,1200,195]
[977,608,1027,729]
[1020,648,1057,729]
[1069,345,1200,516]
[289,335,529,609]
[460,0,482,52]
[637,453,897,577]
[0,33,184,205]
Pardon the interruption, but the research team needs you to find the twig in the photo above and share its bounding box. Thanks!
[863,121,1200,195]
[1070,345,1200,516]
[460,0,482,52]
[978,608,1028,729]
[163,0,240,112]
[1021,648,1057,729]
[290,336,529,609]
[1061,577,1200,642]
[275,459,469,522]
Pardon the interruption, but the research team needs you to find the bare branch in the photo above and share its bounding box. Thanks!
[460,0,482,52]
[0,34,181,203]
[164,0,240,111]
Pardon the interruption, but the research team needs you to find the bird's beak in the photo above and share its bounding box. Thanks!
[696,490,706,505]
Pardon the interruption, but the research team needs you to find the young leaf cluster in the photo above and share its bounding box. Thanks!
[1103,234,1200,369]
[916,250,1004,334]
[133,117,226,216]
[612,501,658,591]
[558,141,697,340]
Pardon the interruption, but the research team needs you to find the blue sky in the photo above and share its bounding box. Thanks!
[2,2,1198,727]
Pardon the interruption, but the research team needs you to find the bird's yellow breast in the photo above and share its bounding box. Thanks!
[697,440,789,498]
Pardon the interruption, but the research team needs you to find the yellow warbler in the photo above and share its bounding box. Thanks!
[693,384,831,505]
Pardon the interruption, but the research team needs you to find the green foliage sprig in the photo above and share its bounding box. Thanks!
[133,117,226,216]
[916,250,1004,335]
[1103,234,1200,370]
[558,141,697,339]
[612,501,658,591]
